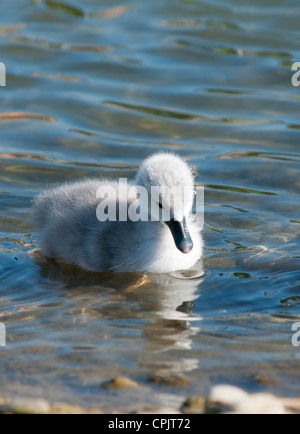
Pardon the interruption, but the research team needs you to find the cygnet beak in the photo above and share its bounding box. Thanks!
[166,217,193,254]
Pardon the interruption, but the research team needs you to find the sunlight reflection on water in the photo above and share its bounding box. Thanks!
[0,0,300,411]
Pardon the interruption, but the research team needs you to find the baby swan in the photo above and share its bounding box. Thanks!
[34,153,203,273]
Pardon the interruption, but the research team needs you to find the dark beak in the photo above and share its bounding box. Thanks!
[166,217,193,254]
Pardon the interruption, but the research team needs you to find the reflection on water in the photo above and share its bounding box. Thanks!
[0,239,205,410]
[0,0,300,411]
[41,256,205,381]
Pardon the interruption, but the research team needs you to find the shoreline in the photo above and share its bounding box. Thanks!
[1,384,299,414]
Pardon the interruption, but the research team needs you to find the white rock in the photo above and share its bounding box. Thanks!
[9,397,51,414]
[207,385,287,414]
[208,384,249,410]
[235,393,286,414]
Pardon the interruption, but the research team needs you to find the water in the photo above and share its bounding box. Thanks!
[0,0,300,411]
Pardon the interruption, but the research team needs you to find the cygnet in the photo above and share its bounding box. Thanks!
[33,153,203,273]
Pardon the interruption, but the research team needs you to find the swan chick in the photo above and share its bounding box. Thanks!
[33,153,203,273]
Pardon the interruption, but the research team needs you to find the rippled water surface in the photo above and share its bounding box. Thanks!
[1,0,300,411]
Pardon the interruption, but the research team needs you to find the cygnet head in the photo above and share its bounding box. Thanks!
[135,153,195,254]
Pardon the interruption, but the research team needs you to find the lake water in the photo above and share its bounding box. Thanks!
[0,0,300,412]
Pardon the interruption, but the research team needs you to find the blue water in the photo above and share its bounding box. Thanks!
[0,0,300,411]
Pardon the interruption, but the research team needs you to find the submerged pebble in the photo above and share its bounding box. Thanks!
[135,407,181,414]
[148,374,188,387]
[181,396,205,414]
[104,376,141,389]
